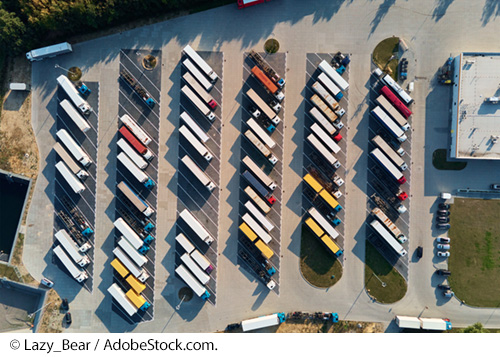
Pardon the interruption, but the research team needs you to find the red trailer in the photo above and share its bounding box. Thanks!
[380,86,412,119]
[119,126,153,161]
[238,0,267,9]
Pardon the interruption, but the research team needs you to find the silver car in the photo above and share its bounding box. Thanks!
[437,244,451,250]
[438,251,450,257]
[436,237,450,243]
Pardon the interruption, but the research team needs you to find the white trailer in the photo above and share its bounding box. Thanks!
[245,201,274,232]
[108,283,137,317]
[54,229,90,267]
[175,264,210,300]
[318,60,349,92]
[179,209,215,245]
[181,253,210,285]
[56,75,91,115]
[371,207,407,243]
[179,125,213,162]
[241,313,286,332]
[183,72,217,108]
[56,129,92,167]
[175,233,195,254]
[308,207,339,239]
[118,237,147,267]
[26,42,72,61]
[242,155,277,190]
[119,114,152,146]
[117,138,148,169]
[372,135,408,171]
[55,161,85,194]
[376,95,410,131]
[382,74,413,104]
[244,130,278,165]
[117,152,155,189]
[54,143,88,180]
[190,250,213,274]
[113,218,144,251]
[180,111,209,143]
[312,81,339,111]
[370,220,407,256]
[371,106,407,143]
[53,245,88,282]
[113,247,149,282]
[370,148,406,184]
[317,72,343,100]
[309,107,336,136]
[420,318,452,331]
[60,99,90,133]
[182,45,218,82]
[181,155,216,191]
[246,88,281,125]
[307,133,341,168]
[395,316,421,329]
[182,85,215,121]
[246,118,276,149]
[310,123,341,154]
[244,186,271,214]
[182,58,213,91]
[117,181,154,217]
[242,213,272,244]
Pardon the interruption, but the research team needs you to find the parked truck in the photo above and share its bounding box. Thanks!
[312,81,341,113]
[119,114,153,146]
[370,220,407,256]
[371,193,407,215]
[182,45,218,82]
[108,283,138,317]
[246,118,276,149]
[183,72,217,109]
[245,201,274,232]
[308,207,339,240]
[54,142,88,180]
[179,125,213,162]
[242,213,272,244]
[396,316,452,331]
[182,85,215,121]
[119,126,154,161]
[56,75,91,115]
[26,42,72,61]
[126,289,151,312]
[242,170,276,205]
[114,218,152,255]
[370,148,406,185]
[117,138,148,170]
[241,312,286,332]
[117,181,154,217]
[317,72,343,100]
[117,152,155,189]
[55,229,90,266]
[371,207,407,243]
[303,173,342,212]
[181,155,216,191]
[310,123,341,154]
[180,111,210,143]
[55,161,85,194]
[248,50,285,88]
[318,60,349,92]
[372,135,408,171]
[120,69,155,108]
[376,94,410,131]
[372,105,408,142]
[190,250,214,274]
[118,237,148,267]
[310,95,343,129]
[56,129,92,167]
[53,245,88,282]
[251,66,284,102]
[304,216,343,257]
[244,130,278,165]
[244,186,271,214]
[242,155,277,190]
[60,99,91,133]
[181,253,210,285]
[113,247,149,282]
[246,88,281,125]
[179,209,215,245]
[175,264,211,300]
[307,133,341,169]
[182,58,213,91]
[309,107,342,142]
[239,249,276,290]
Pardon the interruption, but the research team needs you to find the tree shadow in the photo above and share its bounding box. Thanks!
[432,0,455,22]
[369,0,397,37]
[482,0,500,26]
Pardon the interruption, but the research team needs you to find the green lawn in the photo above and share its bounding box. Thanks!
[372,37,399,80]
[448,198,500,306]
[432,149,467,170]
[300,225,342,288]
[0,263,19,281]
[365,242,407,303]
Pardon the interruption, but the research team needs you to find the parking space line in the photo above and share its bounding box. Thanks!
[175,182,220,227]
[178,141,220,170]
[54,179,96,217]
[52,194,95,231]
[118,96,160,135]
[116,167,158,199]
[120,51,161,99]
[179,102,222,132]
[177,166,220,205]
[175,222,218,255]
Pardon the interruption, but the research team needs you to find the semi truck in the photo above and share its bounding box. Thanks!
[307,133,341,169]
[380,86,412,119]
[56,75,91,115]
[54,142,89,180]
[181,253,210,285]
[113,247,149,282]
[56,129,92,167]
[242,170,276,205]
[317,72,343,100]
[53,245,88,282]
[182,85,215,121]
[190,250,214,274]
[182,45,218,82]
[310,95,342,129]
[108,283,137,317]
[117,152,155,189]
[310,123,341,154]
[371,192,407,215]
[119,126,154,161]
[26,42,72,61]
[239,222,274,260]
[303,173,343,212]
[120,69,155,108]
[246,88,281,125]
[239,249,276,290]
[55,229,90,266]
[126,289,151,312]
[312,81,340,113]
[60,99,91,133]
[246,118,276,149]
[308,207,339,239]
[251,66,284,102]
[376,94,410,131]
[372,135,408,171]
[175,264,211,300]
[395,316,452,331]
[181,155,216,191]
[304,217,343,257]
[381,74,413,105]
[182,58,213,91]
[318,60,349,92]
[371,207,407,243]
[180,111,210,143]
[117,181,154,217]
[117,138,148,169]
[242,155,277,190]
[245,201,274,232]
[242,213,272,244]
[120,114,153,146]
[176,233,195,254]
[370,148,406,184]
[370,220,407,256]
[114,218,153,255]
[371,106,407,143]
[309,107,342,142]
[305,169,342,199]
[179,209,215,245]
[244,130,278,165]
[241,312,286,332]
[55,161,85,194]
[248,50,285,88]
[118,237,148,267]
[244,186,271,214]
[183,72,217,109]
[179,125,213,162]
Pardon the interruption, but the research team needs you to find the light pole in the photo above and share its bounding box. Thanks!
[372,273,387,288]
[176,295,186,311]
[28,301,53,319]
[54,64,77,76]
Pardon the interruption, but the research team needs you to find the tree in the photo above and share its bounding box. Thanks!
[0,6,25,53]
[460,322,489,333]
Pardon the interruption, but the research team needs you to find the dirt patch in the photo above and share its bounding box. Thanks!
[277,320,383,333]
[38,289,64,333]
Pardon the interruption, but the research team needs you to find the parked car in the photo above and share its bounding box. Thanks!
[438,284,451,290]
[416,246,423,258]
[491,184,500,190]
[437,269,451,276]
[436,237,450,243]
[439,203,450,210]
[61,298,69,310]
[437,223,451,230]
[65,312,72,325]
[443,290,454,298]
[438,251,450,257]
[437,244,451,250]
[437,210,450,216]
[437,216,450,223]
[40,278,54,288]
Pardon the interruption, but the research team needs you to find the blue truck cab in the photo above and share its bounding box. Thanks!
[145,98,155,108]
[336,66,346,75]
[144,178,156,189]
[140,301,151,311]
[143,235,155,245]
[144,222,155,232]
[265,265,276,276]
[81,227,94,237]
[277,312,287,323]
[139,245,150,255]
[78,83,91,97]
[277,78,285,88]
[202,290,211,301]
[331,313,339,323]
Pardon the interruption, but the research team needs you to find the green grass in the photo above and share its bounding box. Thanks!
[264,39,280,54]
[0,263,20,281]
[300,225,342,288]
[432,149,467,170]
[372,37,399,80]
[365,241,407,303]
[448,198,500,307]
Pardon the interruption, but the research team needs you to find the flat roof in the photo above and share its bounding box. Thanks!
[451,53,500,160]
